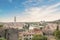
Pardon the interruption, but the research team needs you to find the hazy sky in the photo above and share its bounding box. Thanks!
[0,0,60,22]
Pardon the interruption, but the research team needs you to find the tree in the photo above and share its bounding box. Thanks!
[24,38,28,40]
[56,22,59,30]
[23,23,30,31]
[0,37,6,40]
[54,30,60,40]
[32,34,47,40]
[0,25,3,28]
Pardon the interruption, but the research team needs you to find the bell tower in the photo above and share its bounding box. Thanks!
[14,16,16,22]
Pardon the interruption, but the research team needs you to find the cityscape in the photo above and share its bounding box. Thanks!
[0,17,60,40]
[0,0,60,40]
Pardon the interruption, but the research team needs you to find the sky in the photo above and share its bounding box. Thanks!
[0,0,60,22]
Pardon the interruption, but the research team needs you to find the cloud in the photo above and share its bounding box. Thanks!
[8,0,13,3]
[22,0,58,8]
[22,0,44,7]
[0,17,14,22]
[0,3,60,22]
[48,0,54,1]
[16,3,60,22]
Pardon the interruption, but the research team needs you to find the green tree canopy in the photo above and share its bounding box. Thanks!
[54,30,60,39]
[32,34,47,40]
[0,37,6,40]
[0,25,3,28]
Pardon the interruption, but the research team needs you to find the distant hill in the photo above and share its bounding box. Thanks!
[45,19,60,24]
[54,19,60,22]
[0,19,60,25]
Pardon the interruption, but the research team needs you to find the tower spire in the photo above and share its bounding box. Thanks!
[14,16,16,22]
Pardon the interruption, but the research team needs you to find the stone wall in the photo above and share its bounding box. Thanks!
[0,28,19,40]
[5,28,19,40]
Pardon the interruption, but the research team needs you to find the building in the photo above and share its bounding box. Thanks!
[42,23,57,35]
[4,22,24,29]
[19,28,43,40]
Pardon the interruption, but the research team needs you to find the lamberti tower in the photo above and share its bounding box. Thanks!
[14,16,16,22]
